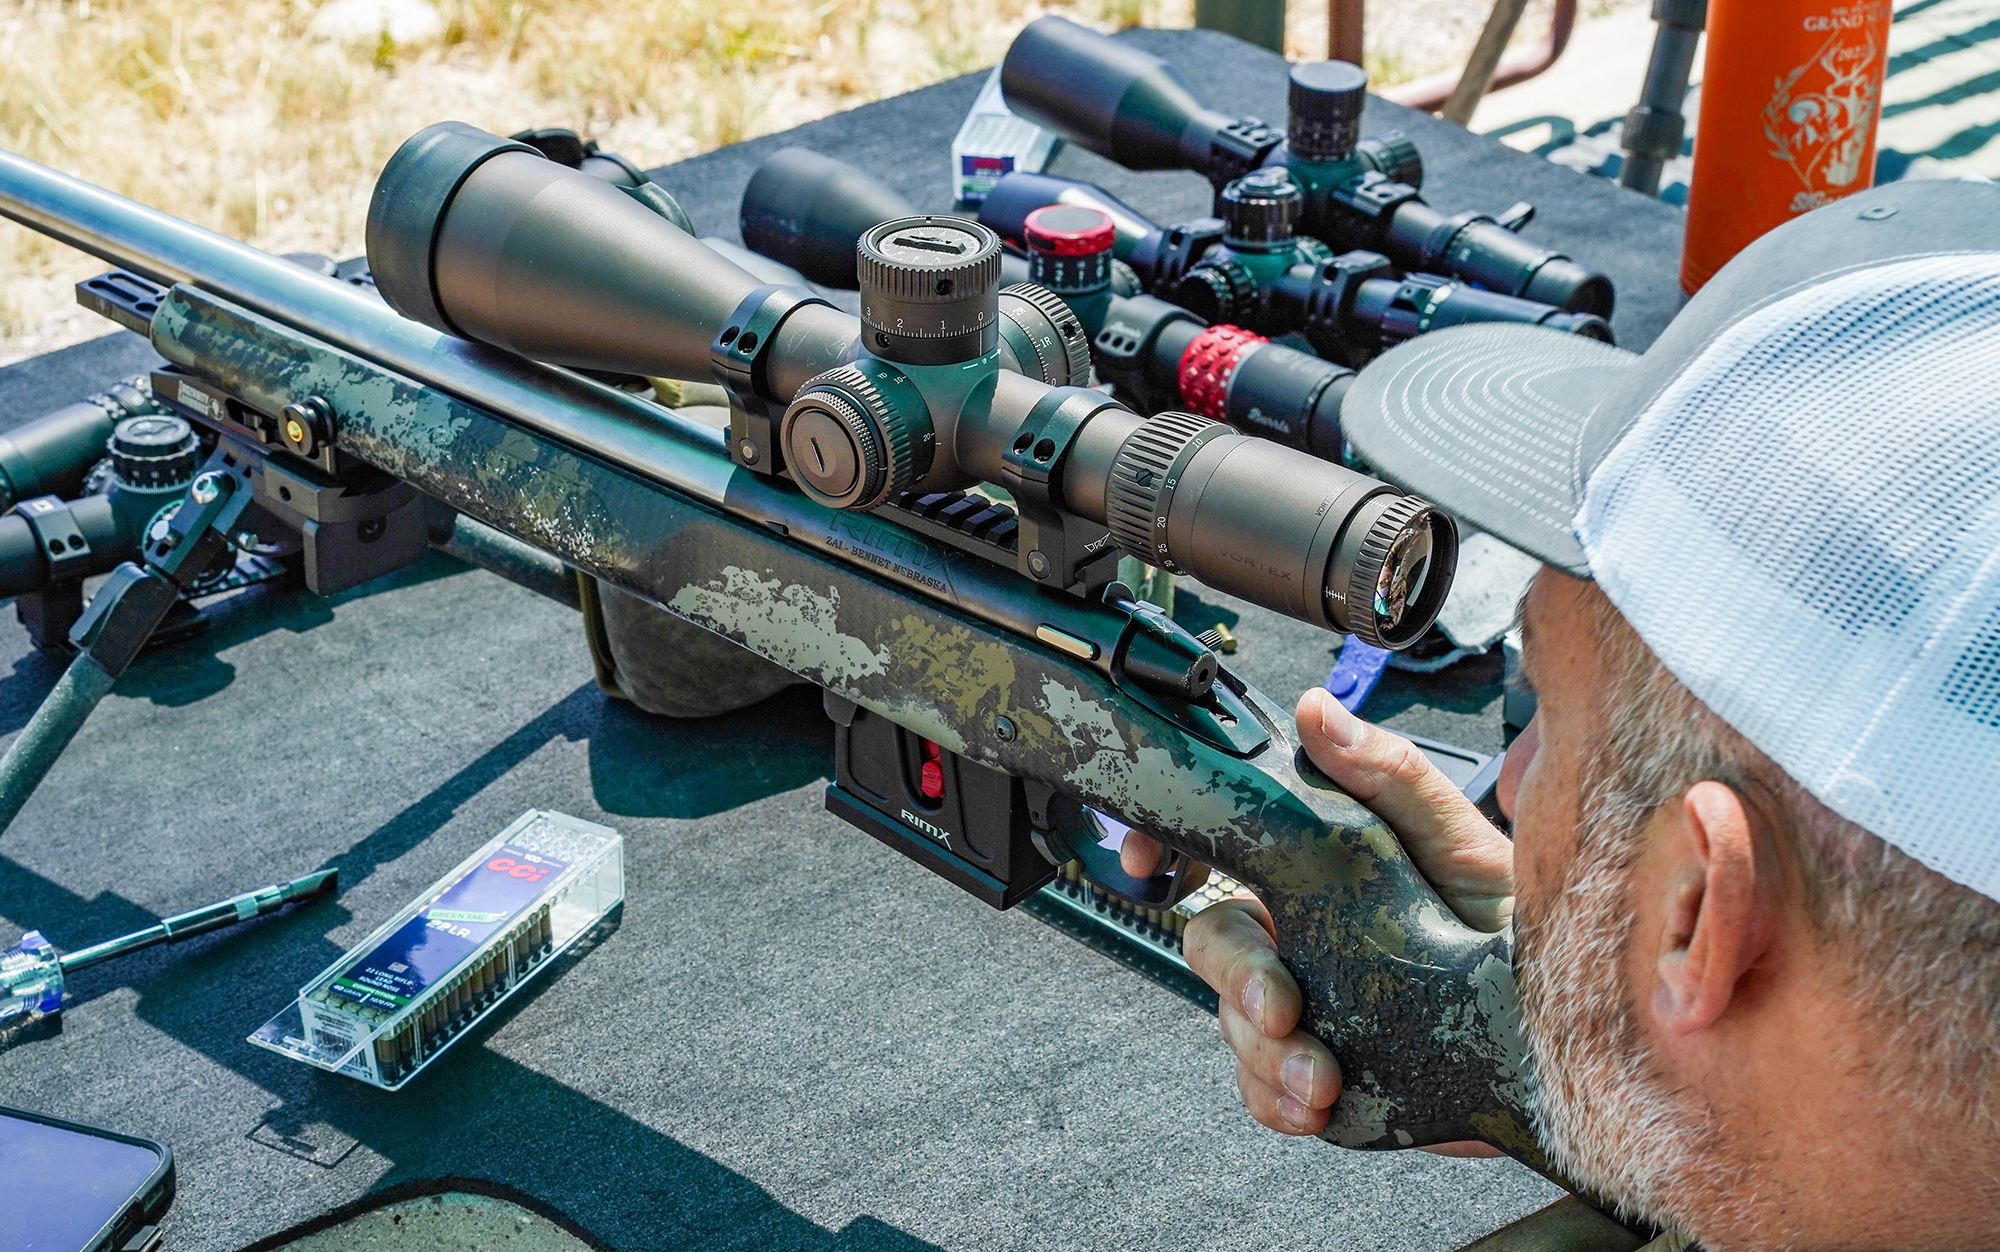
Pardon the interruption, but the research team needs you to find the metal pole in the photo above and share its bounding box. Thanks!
[1194,0,1287,54]
[1619,0,1708,196]
[1329,0,1364,65]
[1440,0,1534,127]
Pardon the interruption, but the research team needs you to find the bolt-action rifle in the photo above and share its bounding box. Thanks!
[0,125,1562,1181]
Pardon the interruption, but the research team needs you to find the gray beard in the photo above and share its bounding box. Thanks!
[1513,834,1787,1250]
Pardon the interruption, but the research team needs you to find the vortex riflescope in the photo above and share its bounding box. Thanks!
[366,123,1456,645]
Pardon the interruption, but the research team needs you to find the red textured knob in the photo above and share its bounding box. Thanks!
[1177,324,1268,419]
[1023,205,1116,257]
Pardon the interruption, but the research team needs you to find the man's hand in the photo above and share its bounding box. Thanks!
[1122,686,1519,1143]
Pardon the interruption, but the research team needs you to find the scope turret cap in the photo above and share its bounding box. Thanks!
[1340,180,2000,903]
[108,414,198,490]
[1220,167,1302,247]
[1288,61,1368,162]
[856,216,1004,365]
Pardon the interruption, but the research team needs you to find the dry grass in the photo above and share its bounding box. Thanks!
[0,0,1597,365]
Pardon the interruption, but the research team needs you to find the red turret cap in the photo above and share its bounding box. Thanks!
[1023,205,1116,257]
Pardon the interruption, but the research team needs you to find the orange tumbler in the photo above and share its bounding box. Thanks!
[1681,0,1894,294]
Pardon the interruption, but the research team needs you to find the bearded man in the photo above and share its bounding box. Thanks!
[1124,178,2000,1250]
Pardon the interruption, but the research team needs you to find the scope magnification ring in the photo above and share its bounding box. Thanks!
[998,283,1093,387]
[779,365,926,511]
[1104,410,1233,571]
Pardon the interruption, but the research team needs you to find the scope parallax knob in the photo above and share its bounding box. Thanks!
[1219,167,1303,247]
[108,414,198,491]
[779,364,931,511]
[998,283,1093,387]
[1287,60,1368,162]
[1171,257,1259,326]
[856,216,1004,366]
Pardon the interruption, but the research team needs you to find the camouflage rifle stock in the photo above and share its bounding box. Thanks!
[0,143,1550,1176]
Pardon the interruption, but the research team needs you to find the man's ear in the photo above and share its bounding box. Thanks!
[1653,780,1773,1035]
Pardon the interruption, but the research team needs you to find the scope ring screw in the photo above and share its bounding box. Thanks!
[994,715,1017,741]
[1027,549,1051,577]
[190,472,224,505]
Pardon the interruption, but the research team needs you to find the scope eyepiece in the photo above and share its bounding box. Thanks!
[1102,410,1454,645]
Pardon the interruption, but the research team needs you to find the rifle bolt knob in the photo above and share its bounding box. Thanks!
[995,716,1016,741]
[190,472,223,505]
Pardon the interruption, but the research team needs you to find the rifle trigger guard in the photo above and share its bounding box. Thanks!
[711,283,831,476]
[1025,784,1201,910]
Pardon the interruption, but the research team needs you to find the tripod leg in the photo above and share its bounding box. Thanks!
[1620,0,1708,197]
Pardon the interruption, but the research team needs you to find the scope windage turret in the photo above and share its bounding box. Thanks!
[367,122,1456,646]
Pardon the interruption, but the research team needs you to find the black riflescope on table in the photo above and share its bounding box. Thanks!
[997,16,1614,316]
[982,170,1612,362]
[0,408,205,600]
[739,147,1032,290]
[366,123,1457,645]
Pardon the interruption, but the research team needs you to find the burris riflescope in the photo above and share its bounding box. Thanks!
[367,123,1457,645]
[998,16,1615,317]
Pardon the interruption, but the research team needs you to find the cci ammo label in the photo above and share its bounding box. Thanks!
[332,845,569,1012]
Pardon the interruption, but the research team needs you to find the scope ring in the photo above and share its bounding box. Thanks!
[998,283,1092,388]
[1103,410,1233,571]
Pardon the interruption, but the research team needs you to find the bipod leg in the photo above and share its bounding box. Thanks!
[0,456,251,835]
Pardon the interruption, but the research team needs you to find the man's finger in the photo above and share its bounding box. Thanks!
[1237,1060,1330,1136]
[1117,831,1212,895]
[1295,687,1515,932]
[1219,1001,1341,1110]
[1184,898,1300,1038]
[1120,830,1166,879]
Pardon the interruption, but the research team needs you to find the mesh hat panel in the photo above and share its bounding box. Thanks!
[1578,254,2000,897]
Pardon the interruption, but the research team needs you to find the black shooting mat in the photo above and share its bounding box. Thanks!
[0,30,1684,1252]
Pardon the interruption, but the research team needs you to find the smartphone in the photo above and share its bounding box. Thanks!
[0,1106,174,1252]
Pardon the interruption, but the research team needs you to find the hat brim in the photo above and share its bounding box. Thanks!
[1340,323,1640,578]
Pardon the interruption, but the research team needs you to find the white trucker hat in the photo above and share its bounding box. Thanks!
[1341,180,2000,902]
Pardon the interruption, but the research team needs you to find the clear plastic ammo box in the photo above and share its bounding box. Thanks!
[251,811,623,1090]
